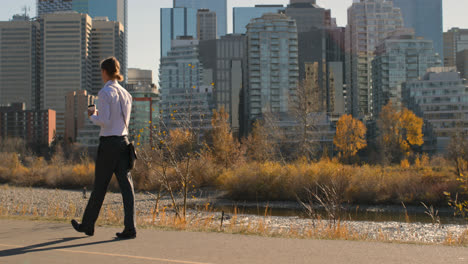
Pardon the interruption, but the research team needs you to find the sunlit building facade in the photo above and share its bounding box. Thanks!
[90,17,125,95]
[41,12,92,138]
[129,90,159,144]
[372,30,440,116]
[403,68,468,153]
[345,0,404,118]
[246,13,299,122]
[159,37,213,131]
[0,16,41,111]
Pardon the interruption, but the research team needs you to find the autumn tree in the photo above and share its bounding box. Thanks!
[445,130,468,219]
[244,120,277,162]
[207,108,243,168]
[288,80,321,160]
[333,114,367,161]
[377,102,424,163]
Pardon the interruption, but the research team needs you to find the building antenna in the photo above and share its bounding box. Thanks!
[22,5,31,18]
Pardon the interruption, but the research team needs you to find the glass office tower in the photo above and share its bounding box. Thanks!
[392,0,443,58]
[160,7,197,57]
[173,0,227,37]
[233,5,284,34]
[37,0,73,17]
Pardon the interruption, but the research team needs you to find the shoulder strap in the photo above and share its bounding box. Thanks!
[115,87,129,131]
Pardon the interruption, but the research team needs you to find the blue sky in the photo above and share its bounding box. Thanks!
[1,0,468,82]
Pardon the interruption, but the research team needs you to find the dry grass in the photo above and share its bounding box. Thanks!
[444,230,468,246]
[0,198,466,246]
[0,153,95,189]
[0,151,462,206]
[219,159,460,204]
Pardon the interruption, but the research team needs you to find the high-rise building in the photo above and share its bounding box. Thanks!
[233,5,284,34]
[127,68,153,91]
[372,29,440,116]
[0,15,41,111]
[65,90,96,142]
[246,13,299,122]
[0,103,56,145]
[173,0,227,37]
[443,28,468,67]
[197,9,217,41]
[403,67,468,153]
[215,34,247,136]
[345,0,404,118]
[41,12,92,138]
[284,2,331,33]
[456,49,468,79]
[392,0,443,58]
[37,0,73,17]
[130,89,160,143]
[329,61,345,115]
[74,0,128,80]
[90,17,125,95]
[284,1,345,113]
[284,2,343,115]
[159,37,214,131]
[77,99,100,150]
[327,27,346,115]
[160,7,197,57]
[37,0,128,81]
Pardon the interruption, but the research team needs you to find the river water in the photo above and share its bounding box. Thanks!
[206,204,468,225]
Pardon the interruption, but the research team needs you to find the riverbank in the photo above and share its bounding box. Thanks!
[1,185,467,245]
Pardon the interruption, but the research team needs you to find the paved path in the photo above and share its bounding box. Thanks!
[0,219,467,264]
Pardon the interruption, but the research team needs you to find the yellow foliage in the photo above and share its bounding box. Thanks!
[378,102,424,160]
[334,114,367,159]
[208,108,243,168]
[219,160,457,203]
[400,159,410,168]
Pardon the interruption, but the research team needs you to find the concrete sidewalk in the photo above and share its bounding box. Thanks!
[0,219,466,264]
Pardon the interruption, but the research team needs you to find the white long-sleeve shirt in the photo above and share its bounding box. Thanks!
[90,80,132,137]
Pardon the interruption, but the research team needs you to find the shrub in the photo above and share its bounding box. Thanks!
[219,160,458,205]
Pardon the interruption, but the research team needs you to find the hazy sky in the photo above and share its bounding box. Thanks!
[1,0,468,82]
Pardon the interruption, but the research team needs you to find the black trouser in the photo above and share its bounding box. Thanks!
[82,136,136,231]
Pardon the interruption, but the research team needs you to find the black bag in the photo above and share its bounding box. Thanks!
[117,88,138,170]
[128,141,137,170]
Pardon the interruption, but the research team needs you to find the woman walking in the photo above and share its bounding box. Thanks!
[71,57,136,239]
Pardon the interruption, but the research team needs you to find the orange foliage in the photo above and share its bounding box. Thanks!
[333,114,367,159]
[377,102,424,160]
[209,108,243,168]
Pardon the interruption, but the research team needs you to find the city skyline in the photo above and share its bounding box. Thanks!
[1,0,468,81]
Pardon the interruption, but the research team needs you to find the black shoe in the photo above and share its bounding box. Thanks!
[116,229,136,239]
[71,220,94,236]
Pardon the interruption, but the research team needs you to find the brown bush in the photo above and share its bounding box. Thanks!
[218,159,459,205]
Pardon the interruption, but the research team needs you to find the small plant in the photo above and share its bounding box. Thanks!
[299,181,344,226]
[421,202,441,226]
[444,131,468,219]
